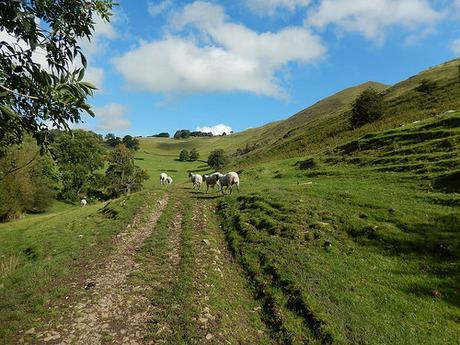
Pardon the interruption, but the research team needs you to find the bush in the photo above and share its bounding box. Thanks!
[416,79,438,94]
[152,132,170,138]
[350,88,385,129]
[179,149,190,161]
[105,144,149,197]
[0,138,58,221]
[105,133,121,147]
[189,148,200,161]
[174,130,191,139]
[297,158,317,170]
[208,149,229,170]
[122,135,140,151]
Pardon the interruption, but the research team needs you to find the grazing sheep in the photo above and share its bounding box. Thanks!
[217,172,240,195]
[160,172,168,185]
[165,176,173,185]
[203,172,223,193]
[188,172,203,190]
[80,199,87,207]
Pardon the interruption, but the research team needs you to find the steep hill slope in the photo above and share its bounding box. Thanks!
[140,58,459,168]
[236,58,460,163]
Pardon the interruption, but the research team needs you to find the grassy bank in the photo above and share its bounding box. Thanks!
[0,191,161,341]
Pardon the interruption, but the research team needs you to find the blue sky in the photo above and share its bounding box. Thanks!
[79,0,460,136]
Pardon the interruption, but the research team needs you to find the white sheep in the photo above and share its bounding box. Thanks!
[188,172,203,190]
[165,176,173,185]
[160,172,168,185]
[217,172,240,195]
[80,199,87,207]
[203,172,223,193]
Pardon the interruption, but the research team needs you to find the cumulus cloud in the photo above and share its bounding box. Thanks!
[306,0,444,42]
[196,124,233,135]
[148,0,173,16]
[451,37,460,54]
[93,103,131,131]
[245,0,311,16]
[113,1,325,98]
[78,15,117,58]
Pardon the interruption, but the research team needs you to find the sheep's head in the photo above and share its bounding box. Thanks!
[188,172,192,177]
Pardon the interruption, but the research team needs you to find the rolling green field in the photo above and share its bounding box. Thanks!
[0,59,459,344]
[135,112,459,344]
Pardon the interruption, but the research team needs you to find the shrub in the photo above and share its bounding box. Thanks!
[105,144,149,197]
[208,149,229,170]
[0,138,58,221]
[179,149,190,161]
[122,135,140,151]
[416,79,438,94]
[297,158,317,170]
[350,88,385,129]
[189,148,200,161]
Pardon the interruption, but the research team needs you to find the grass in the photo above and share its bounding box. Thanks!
[1,58,459,344]
[214,113,460,344]
[0,190,161,342]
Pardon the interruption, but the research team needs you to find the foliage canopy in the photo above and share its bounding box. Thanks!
[0,0,115,152]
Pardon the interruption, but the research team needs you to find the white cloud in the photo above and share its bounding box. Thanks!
[451,37,460,54]
[245,0,311,16]
[148,0,173,16]
[84,67,105,90]
[306,0,444,42]
[113,1,325,98]
[196,124,233,135]
[93,103,131,131]
[78,15,117,58]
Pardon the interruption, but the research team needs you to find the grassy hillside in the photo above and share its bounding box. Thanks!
[236,58,460,163]
[217,112,460,344]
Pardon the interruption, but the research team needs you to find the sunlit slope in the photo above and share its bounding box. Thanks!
[139,58,460,170]
[239,58,460,162]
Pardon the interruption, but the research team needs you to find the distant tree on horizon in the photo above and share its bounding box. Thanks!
[152,132,170,138]
[105,133,122,147]
[122,135,140,151]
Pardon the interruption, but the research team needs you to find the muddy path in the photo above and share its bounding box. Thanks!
[20,188,275,345]
[24,195,169,344]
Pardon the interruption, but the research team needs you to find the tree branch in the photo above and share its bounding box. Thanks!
[0,84,40,100]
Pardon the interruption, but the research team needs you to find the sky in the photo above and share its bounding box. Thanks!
[76,0,460,136]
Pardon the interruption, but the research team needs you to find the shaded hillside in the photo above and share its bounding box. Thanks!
[235,58,460,164]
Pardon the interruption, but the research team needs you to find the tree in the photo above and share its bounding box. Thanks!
[152,132,170,138]
[0,137,59,221]
[174,130,191,139]
[105,133,121,147]
[0,1,116,152]
[350,88,385,129]
[105,144,149,197]
[179,149,190,161]
[208,149,229,170]
[416,79,438,94]
[189,148,200,161]
[51,130,105,201]
[122,135,140,151]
